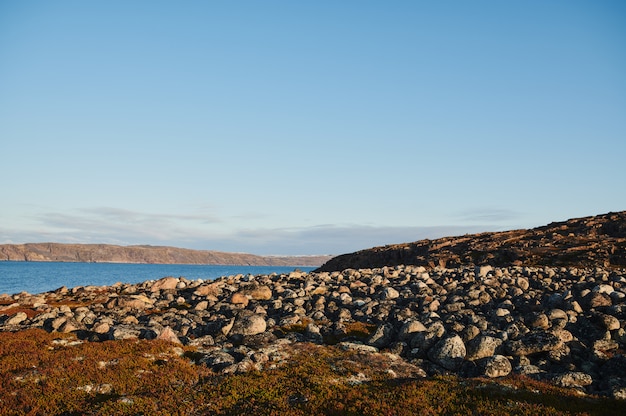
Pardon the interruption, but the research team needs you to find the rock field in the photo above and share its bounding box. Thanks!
[1,264,625,399]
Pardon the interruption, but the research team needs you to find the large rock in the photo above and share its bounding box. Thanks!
[150,277,179,292]
[380,287,400,300]
[367,323,395,348]
[427,335,466,371]
[199,351,236,371]
[552,372,593,388]
[506,331,563,356]
[482,355,512,378]
[466,335,502,361]
[229,313,267,337]
[243,285,273,301]
[398,319,427,341]
[230,292,249,307]
[4,312,28,326]
[110,325,141,340]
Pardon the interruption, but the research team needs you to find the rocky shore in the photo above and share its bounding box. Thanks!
[2,264,625,399]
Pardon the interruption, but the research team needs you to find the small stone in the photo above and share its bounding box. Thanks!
[551,329,574,343]
[122,316,139,325]
[338,342,379,353]
[93,322,110,334]
[193,283,220,297]
[570,301,584,314]
[611,387,626,400]
[516,278,530,291]
[527,313,550,330]
[230,292,249,307]
[428,299,440,311]
[157,326,182,344]
[476,265,493,278]
[194,300,209,311]
[381,287,400,300]
[594,284,614,295]
[50,316,68,331]
[548,309,568,321]
[58,318,80,333]
[460,325,481,343]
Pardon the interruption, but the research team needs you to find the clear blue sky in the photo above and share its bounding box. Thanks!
[1,1,625,255]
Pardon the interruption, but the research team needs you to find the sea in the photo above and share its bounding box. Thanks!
[0,262,316,296]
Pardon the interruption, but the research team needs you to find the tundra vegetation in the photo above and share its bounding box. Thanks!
[0,329,623,415]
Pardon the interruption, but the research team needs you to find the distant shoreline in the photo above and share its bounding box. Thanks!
[0,243,333,267]
[0,259,323,267]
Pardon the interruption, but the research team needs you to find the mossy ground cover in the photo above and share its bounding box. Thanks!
[0,329,623,415]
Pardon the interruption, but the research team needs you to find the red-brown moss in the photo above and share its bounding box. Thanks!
[0,330,622,415]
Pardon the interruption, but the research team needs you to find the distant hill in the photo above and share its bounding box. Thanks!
[316,211,626,272]
[0,243,332,267]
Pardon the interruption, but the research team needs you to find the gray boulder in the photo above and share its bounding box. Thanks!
[229,313,267,337]
[427,335,466,371]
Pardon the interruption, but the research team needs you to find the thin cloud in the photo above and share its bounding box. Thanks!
[80,207,220,223]
[456,208,522,223]
[32,207,221,244]
[5,206,505,255]
[187,224,493,255]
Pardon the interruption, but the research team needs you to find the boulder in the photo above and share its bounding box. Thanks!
[229,313,266,337]
[243,285,273,301]
[199,351,236,371]
[150,277,179,292]
[367,323,395,348]
[552,372,593,388]
[398,319,427,341]
[482,355,512,378]
[427,335,466,371]
[5,312,28,326]
[506,331,563,356]
[466,335,502,361]
[230,292,249,307]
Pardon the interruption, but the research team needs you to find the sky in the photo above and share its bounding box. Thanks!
[1,1,625,255]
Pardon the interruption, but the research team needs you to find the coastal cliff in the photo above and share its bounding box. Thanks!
[0,243,332,267]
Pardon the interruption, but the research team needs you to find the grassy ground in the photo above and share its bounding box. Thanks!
[0,329,623,415]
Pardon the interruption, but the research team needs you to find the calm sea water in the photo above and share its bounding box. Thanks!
[0,262,315,296]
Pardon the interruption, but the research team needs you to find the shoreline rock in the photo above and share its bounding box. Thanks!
[1,264,625,399]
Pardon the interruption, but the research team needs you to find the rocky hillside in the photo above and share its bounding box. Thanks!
[316,211,626,272]
[0,243,332,266]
